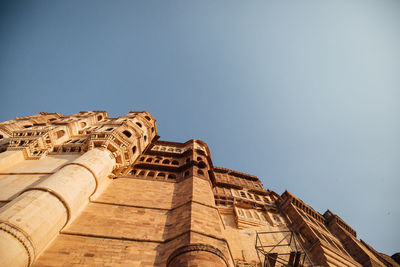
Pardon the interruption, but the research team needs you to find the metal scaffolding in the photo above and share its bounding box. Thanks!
[255,230,314,267]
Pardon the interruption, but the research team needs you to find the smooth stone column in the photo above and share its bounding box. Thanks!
[0,148,115,267]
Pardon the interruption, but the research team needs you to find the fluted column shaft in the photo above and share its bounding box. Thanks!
[0,148,115,267]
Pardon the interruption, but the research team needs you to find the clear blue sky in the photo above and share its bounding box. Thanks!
[0,0,399,255]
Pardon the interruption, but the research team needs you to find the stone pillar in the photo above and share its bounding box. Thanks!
[164,140,233,267]
[167,244,228,267]
[0,148,115,267]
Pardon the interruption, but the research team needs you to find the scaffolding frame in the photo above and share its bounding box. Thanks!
[255,230,314,267]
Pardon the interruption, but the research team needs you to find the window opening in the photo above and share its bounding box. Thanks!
[122,130,132,138]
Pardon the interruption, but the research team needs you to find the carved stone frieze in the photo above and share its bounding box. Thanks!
[1,111,157,175]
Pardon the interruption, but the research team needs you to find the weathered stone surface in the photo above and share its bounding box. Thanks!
[0,111,395,267]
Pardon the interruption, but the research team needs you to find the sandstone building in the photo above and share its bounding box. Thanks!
[0,111,397,267]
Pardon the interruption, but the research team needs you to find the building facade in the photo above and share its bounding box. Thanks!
[0,111,397,267]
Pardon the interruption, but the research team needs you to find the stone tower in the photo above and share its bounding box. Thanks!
[0,111,397,267]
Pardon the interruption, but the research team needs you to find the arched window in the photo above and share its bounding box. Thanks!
[162,159,170,164]
[131,169,137,175]
[146,158,152,163]
[157,173,165,178]
[145,116,151,121]
[197,157,202,161]
[56,130,65,139]
[147,171,155,177]
[138,170,146,176]
[97,115,103,121]
[136,122,142,128]
[240,192,247,198]
[139,157,145,161]
[197,170,204,176]
[198,161,206,169]
[144,135,147,141]
[122,130,132,138]
[132,146,136,154]
[186,158,190,164]
[171,160,179,165]
[184,171,190,177]
[0,134,3,139]
[151,127,154,133]
[80,122,87,128]
[167,174,176,179]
